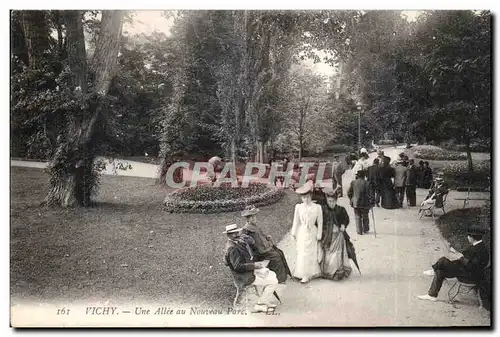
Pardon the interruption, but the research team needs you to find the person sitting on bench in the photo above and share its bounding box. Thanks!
[224,224,279,313]
[241,205,290,284]
[421,177,448,206]
[417,227,489,302]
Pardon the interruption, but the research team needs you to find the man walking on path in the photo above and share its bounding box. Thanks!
[376,150,390,166]
[347,170,373,235]
[394,161,407,208]
[405,159,418,206]
[332,155,347,197]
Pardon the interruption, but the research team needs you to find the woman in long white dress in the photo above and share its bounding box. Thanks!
[291,180,323,283]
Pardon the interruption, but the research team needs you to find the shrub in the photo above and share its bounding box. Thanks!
[411,145,467,161]
[377,139,397,145]
[440,140,491,153]
[440,160,490,188]
[163,182,285,213]
[323,144,355,154]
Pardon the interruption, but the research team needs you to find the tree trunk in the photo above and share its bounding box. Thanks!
[298,137,303,162]
[44,10,124,207]
[54,10,65,59]
[20,10,50,70]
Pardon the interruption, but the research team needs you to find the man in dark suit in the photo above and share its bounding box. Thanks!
[405,159,418,206]
[417,228,489,301]
[347,170,373,235]
[224,224,279,312]
[367,158,381,207]
[376,150,390,166]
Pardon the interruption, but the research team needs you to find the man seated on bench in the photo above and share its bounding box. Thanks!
[421,177,448,207]
[224,224,279,313]
[417,227,489,302]
[241,205,290,284]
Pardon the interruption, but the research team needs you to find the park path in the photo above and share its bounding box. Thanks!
[10,150,490,326]
[10,157,269,183]
[255,147,490,327]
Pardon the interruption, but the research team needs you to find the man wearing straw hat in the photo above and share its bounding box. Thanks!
[241,205,290,284]
[223,224,279,313]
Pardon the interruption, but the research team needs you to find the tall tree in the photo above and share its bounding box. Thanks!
[43,10,125,207]
[284,66,327,161]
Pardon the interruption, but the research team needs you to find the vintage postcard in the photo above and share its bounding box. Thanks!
[10,9,491,328]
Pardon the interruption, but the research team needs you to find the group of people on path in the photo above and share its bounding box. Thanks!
[223,180,355,313]
[223,147,486,314]
[343,150,442,211]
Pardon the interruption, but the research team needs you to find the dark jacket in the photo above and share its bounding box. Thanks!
[242,223,274,256]
[405,165,418,186]
[332,161,346,179]
[321,204,350,249]
[366,164,380,187]
[347,177,372,209]
[225,240,256,287]
[461,241,490,280]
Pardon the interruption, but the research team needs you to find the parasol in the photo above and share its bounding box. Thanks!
[342,231,361,275]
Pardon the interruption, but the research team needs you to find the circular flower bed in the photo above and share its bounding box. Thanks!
[163,182,285,213]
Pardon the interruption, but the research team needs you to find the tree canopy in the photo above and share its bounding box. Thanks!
[11,10,491,206]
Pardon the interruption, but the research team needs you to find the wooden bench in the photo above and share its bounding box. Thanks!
[454,186,490,208]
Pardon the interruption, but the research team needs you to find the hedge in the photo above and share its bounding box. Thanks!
[440,161,490,189]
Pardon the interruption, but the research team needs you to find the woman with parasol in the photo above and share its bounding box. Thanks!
[320,186,361,280]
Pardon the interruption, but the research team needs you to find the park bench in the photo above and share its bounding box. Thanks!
[454,186,490,208]
[419,190,449,220]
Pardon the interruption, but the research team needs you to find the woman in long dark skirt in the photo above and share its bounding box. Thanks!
[416,160,425,188]
[378,157,399,209]
[422,161,433,189]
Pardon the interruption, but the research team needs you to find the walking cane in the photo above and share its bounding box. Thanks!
[371,207,376,238]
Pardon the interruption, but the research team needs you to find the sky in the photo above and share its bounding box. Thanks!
[123,11,176,36]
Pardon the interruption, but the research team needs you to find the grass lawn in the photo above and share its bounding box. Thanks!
[435,208,490,252]
[10,166,297,306]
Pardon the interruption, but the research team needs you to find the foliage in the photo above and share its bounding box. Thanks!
[410,145,467,161]
[323,10,491,171]
[279,65,329,159]
[440,160,490,188]
[162,182,284,213]
[440,139,490,153]
[322,144,355,154]
[377,140,397,145]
